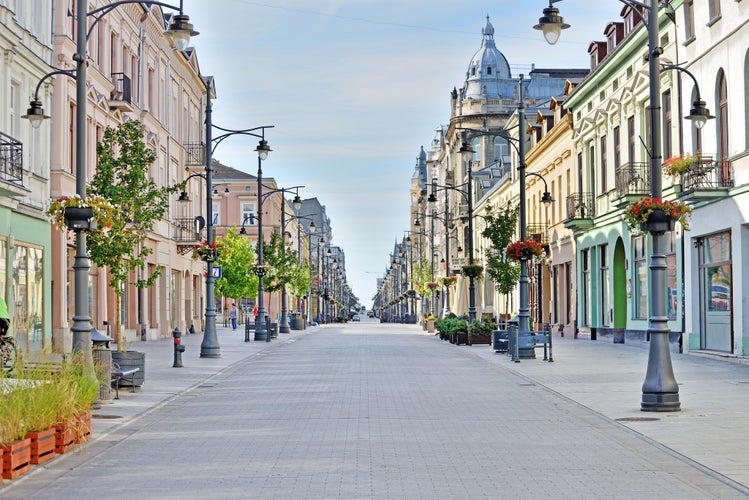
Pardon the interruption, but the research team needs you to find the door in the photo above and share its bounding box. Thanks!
[698,232,733,352]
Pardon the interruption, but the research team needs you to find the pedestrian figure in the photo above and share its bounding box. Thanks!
[229,303,237,330]
[253,304,258,319]
[0,297,9,338]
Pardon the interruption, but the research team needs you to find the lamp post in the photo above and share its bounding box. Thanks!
[537,0,713,411]
[25,1,196,356]
[254,137,273,341]
[428,148,477,322]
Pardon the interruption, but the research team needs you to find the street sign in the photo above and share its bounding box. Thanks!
[212,266,222,279]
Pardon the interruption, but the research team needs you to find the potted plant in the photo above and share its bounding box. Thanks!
[624,197,693,233]
[468,318,495,345]
[193,239,220,262]
[0,365,32,480]
[425,281,440,291]
[505,239,547,262]
[46,194,117,231]
[426,314,436,333]
[663,154,695,177]
[461,264,483,280]
[440,275,457,287]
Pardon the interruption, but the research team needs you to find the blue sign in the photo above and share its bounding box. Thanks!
[212,266,222,279]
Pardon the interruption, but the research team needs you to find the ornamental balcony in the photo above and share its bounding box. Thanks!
[679,154,734,201]
[526,223,549,246]
[615,162,650,206]
[564,193,595,231]
[109,73,133,112]
[0,131,26,197]
[172,216,205,254]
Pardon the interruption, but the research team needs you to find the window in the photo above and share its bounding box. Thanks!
[708,0,721,21]
[662,90,672,158]
[9,82,18,138]
[600,245,610,327]
[242,203,256,225]
[588,144,596,195]
[599,135,607,193]
[633,235,647,319]
[665,232,677,320]
[627,116,635,163]
[493,137,509,163]
[471,137,480,164]
[717,71,728,161]
[582,249,590,326]
[487,66,492,75]
[684,0,695,40]
[613,126,621,169]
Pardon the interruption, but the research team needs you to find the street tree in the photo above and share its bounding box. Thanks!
[480,202,520,318]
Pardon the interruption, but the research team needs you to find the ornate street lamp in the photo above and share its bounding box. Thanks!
[25,0,196,357]
[538,0,713,411]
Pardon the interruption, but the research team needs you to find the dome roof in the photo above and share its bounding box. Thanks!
[464,16,512,99]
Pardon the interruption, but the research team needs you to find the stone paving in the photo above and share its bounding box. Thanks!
[1,321,748,499]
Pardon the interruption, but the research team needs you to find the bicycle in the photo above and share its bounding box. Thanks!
[1,334,16,371]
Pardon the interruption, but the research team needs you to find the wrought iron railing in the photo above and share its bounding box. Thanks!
[526,224,549,245]
[111,73,132,103]
[184,142,205,166]
[682,155,734,191]
[565,193,595,220]
[615,162,650,198]
[172,217,203,243]
[0,131,23,183]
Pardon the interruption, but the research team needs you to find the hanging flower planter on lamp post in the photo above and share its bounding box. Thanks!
[624,197,692,234]
[505,239,547,262]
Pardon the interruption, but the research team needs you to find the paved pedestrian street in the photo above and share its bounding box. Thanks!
[2,322,748,499]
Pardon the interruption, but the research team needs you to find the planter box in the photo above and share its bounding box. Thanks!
[54,422,76,454]
[451,333,469,345]
[469,334,491,345]
[76,412,93,443]
[427,320,435,333]
[1,438,31,479]
[26,428,56,465]
[111,350,145,387]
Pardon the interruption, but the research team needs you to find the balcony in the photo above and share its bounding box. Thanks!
[564,193,595,231]
[526,224,549,246]
[109,73,133,111]
[172,216,204,254]
[184,142,205,167]
[615,162,650,205]
[679,154,734,201]
[0,131,26,197]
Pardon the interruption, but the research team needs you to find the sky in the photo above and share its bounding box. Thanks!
[181,0,620,307]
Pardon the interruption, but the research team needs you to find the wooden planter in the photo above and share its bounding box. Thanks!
[451,333,469,345]
[1,438,31,480]
[54,422,76,454]
[26,427,56,465]
[76,412,93,443]
[469,334,492,345]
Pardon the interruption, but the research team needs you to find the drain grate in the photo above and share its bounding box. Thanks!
[92,414,122,419]
[615,417,660,422]
[198,384,215,389]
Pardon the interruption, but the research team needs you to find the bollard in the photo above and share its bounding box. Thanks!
[244,316,251,342]
[172,327,185,367]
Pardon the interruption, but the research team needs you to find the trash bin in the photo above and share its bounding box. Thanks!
[91,328,113,401]
[290,312,303,330]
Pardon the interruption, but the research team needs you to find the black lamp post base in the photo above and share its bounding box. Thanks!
[641,393,681,412]
[200,347,221,358]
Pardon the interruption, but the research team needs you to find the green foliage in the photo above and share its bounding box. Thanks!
[468,318,496,337]
[480,202,521,311]
[88,120,180,292]
[288,263,313,298]
[435,317,468,335]
[461,264,484,280]
[411,258,433,297]
[215,230,258,300]
[262,231,300,293]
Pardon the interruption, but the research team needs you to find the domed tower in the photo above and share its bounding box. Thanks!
[463,16,512,99]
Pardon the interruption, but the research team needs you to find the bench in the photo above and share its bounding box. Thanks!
[111,362,140,399]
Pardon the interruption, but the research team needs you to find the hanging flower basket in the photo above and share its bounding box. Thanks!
[505,240,547,262]
[46,194,117,231]
[461,264,483,279]
[425,281,440,291]
[624,197,692,233]
[193,240,220,262]
[663,154,695,177]
[405,289,417,298]
[440,275,458,287]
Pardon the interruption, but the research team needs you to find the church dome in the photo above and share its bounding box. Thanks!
[464,16,512,99]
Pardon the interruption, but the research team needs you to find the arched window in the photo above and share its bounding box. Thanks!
[493,136,509,163]
[744,50,749,149]
[716,70,728,161]
[471,137,481,163]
